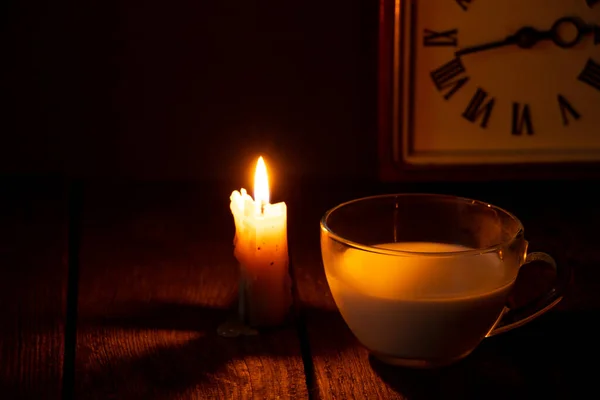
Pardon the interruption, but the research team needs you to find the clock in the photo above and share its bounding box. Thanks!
[378,0,600,179]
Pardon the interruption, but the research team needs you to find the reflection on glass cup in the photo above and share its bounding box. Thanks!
[320,194,567,368]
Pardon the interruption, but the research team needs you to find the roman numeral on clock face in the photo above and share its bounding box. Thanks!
[578,59,600,91]
[512,103,533,135]
[558,95,581,126]
[430,58,470,100]
[455,0,472,11]
[423,29,458,47]
[462,88,494,128]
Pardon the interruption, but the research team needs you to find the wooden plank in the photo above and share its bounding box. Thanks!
[75,182,308,399]
[292,180,599,399]
[0,179,68,399]
[289,182,406,399]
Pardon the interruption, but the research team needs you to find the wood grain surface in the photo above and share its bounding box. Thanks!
[74,182,308,400]
[290,179,599,400]
[3,178,598,399]
[0,179,68,400]
[288,181,406,399]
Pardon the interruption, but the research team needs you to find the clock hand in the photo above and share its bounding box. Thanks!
[549,17,594,48]
[455,16,595,57]
[454,35,519,57]
[455,27,547,57]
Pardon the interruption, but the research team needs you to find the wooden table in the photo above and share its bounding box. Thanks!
[1,178,598,400]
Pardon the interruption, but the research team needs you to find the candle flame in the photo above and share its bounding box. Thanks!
[254,156,270,208]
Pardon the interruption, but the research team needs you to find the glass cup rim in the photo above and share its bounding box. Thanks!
[320,193,525,257]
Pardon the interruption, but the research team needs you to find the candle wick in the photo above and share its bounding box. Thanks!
[260,202,265,215]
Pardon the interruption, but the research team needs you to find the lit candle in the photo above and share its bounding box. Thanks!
[230,156,292,327]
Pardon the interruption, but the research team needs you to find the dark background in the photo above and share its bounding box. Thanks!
[2,1,378,182]
[2,4,598,398]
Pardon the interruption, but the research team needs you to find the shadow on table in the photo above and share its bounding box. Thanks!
[368,309,598,400]
[75,301,304,399]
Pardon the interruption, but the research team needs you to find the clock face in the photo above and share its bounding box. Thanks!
[394,0,600,165]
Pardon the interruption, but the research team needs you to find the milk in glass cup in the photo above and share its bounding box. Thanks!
[320,194,567,368]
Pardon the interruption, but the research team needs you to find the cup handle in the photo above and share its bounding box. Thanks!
[487,251,570,337]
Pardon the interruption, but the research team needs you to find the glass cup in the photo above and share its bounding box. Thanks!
[320,193,568,369]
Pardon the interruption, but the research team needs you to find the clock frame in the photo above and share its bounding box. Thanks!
[378,0,600,181]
